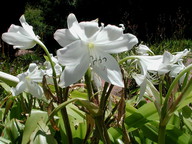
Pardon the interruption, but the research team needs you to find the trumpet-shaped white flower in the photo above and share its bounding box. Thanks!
[54,13,138,87]
[2,15,41,49]
[131,49,190,101]
[158,49,190,75]
[133,49,190,75]
[11,63,44,98]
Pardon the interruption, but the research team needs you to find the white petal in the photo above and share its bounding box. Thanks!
[19,15,36,38]
[132,73,145,86]
[135,55,163,72]
[162,51,173,64]
[136,44,154,55]
[169,63,185,77]
[58,56,89,88]
[79,21,100,39]
[173,49,190,63]
[57,40,89,66]
[2,33,36,49]
[29,70,44,82]
[8,24,29,36]
[26,80,43,98]
[54,29,77,47]
[92,51,124,87]
[132,73,147,102]
[11,81,26,96]
[95,24,123,43]
[95,33,138,53]
[67,13,85,40]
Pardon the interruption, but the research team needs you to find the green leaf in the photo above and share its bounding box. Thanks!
[182,106,192,119]
[70,90,88,99]
[0,82,11,92]
[47,98,79,122]
[125,102,159,132]
[29,120,57,144]
[2,119,24,143]
[166,124,191,144]
[0,137,11,144]
[140,122,158,142]
[22,110,48,144]
[177,77,192,110]
[75,99,100,116]
[108,127,122,143]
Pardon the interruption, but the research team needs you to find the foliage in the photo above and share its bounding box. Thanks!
[148,39,192,54]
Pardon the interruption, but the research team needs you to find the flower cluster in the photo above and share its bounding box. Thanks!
[1,13,190,100]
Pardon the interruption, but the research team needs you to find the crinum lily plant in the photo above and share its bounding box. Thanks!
[0,13,192,144]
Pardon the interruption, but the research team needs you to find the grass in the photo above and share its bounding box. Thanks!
[148,39,192,54]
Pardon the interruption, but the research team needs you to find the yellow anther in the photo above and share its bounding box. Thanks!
[88,42,94,49]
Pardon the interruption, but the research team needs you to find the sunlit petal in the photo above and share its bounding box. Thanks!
[2,33,36,49]
[92,51,124,87]
[26,80,43,98]
[11,81,26,96]
[96,33,138,53]
[54,29,77,47]
[79,21,100,39]
[8,24,29,36]
[57,40,89,66]
[67,13,85,40]
[59,57,89,88]
[19,15,36,39]
[95,24,123,43]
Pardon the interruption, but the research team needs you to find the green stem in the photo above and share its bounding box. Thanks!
[61,108,73,144]
[37,41,59,97]
[158,121,166,144]
[95,116,111,144]
[118,56,137,65]
[100,84,114,111]
[61,87,73,144]
[95,83,113,143]
[159,75,165,106]
[84,68,92,101]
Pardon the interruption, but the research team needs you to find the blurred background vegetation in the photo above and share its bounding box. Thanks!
[0,0,192,57]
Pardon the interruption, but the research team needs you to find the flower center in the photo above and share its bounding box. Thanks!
[88,42,95,49]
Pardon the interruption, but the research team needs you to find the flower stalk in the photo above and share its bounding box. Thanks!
[36,40,60,97]
[85,68,93,101]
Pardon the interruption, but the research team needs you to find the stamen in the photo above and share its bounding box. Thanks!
[98,57,102,63]
[93,58,97,65]
[88,42,94,49]
[90,55,94,60]
[103,57,107,62]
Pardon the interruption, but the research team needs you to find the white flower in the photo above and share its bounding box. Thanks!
[11,63,44,98]
[2,15,41,49]
[131,49,190,100]
[54,13,138,87]
[133,49,190,75]
[158,49,190,75]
